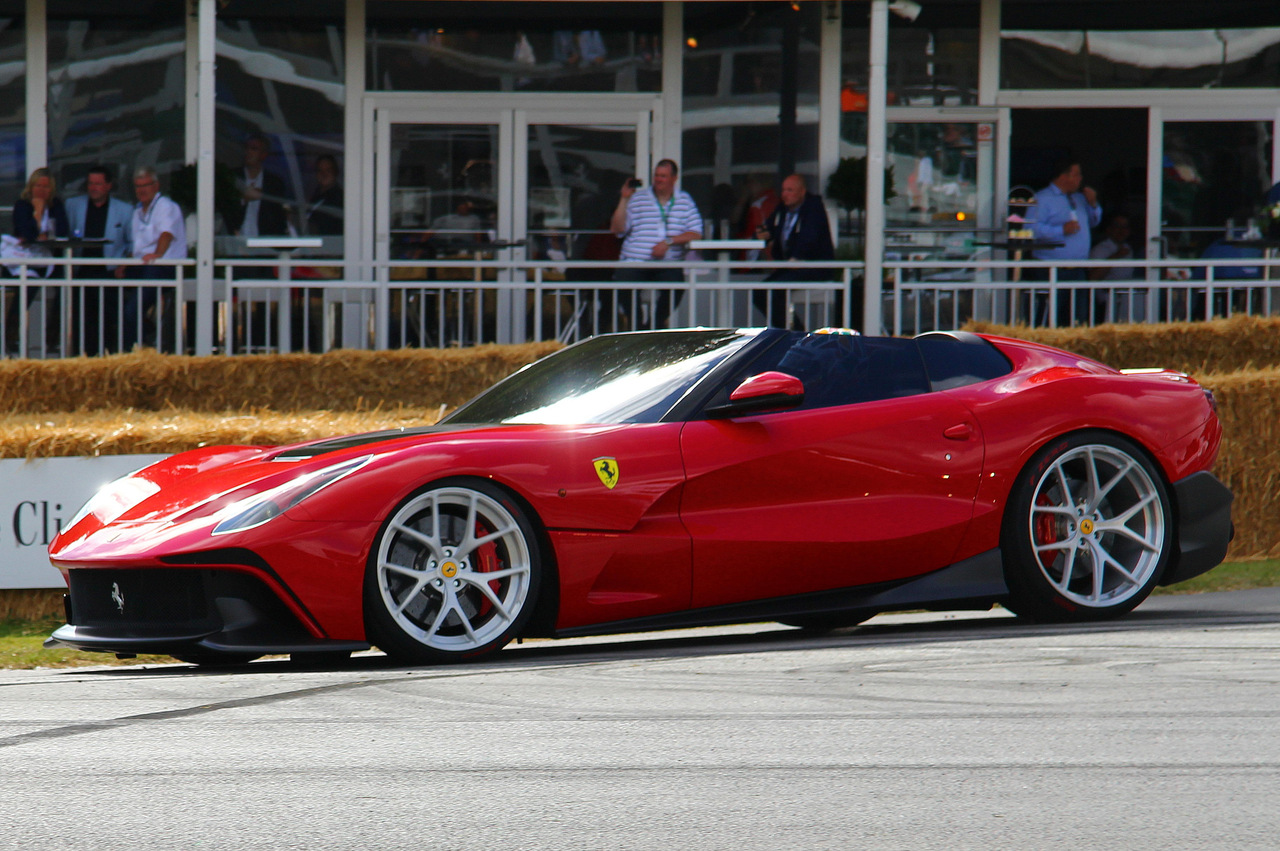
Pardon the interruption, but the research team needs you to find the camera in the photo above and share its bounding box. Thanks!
[628,178,643,188]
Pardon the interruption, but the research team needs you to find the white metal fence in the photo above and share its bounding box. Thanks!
[2,253,1277,357]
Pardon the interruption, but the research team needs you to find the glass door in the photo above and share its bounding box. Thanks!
[1154,114,1275,259]
[1150,107,1277,320]
[883,107,1006,262]
[374,99,653,344]
[516,110,651,341]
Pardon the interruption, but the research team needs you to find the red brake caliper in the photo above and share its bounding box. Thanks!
[1034,492,1059,570]
[471,520,502,615]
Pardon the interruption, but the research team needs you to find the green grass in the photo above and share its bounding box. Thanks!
[0,617,173,670]
[1151,558,1280,595]
[2,560,1277,669]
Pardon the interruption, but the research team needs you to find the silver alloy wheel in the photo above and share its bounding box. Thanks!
[374,485,533,654]
[1027,443,1166,609]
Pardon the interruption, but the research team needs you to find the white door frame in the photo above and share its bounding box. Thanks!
[364,92,659,343]
[884,106,1011,233]
[1147,104,1280,262]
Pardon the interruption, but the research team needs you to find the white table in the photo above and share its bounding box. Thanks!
[243,237,324,351]
[689,239,766,325]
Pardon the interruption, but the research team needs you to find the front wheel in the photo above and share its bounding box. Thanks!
[1002,432,1172,622]
[364,480,541,664]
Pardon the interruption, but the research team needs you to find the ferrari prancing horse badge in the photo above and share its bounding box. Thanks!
[593,457,619,489]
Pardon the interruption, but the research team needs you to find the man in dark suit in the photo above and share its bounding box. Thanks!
[65,165,134,354]
[221,133,288,237]
[218,133,289,346]
[754,173,835,329]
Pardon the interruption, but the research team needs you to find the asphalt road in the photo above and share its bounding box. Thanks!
[3,589,1280,850]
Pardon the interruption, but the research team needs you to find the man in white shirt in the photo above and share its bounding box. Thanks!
[129,167,187,272]
[120,167,187,351]
[609,158,703,328]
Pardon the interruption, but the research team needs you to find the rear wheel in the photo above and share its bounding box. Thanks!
[364,480,541,664]
[1002,432,1172,621]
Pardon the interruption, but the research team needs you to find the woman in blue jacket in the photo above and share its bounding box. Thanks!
[6,167,70,353]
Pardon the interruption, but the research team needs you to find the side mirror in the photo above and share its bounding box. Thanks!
[704,371,805,418]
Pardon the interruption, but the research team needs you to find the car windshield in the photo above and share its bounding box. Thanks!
[445,329,757,424]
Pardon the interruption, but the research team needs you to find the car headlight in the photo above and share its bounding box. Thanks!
[65,470,162,530]
[212,456,371,536]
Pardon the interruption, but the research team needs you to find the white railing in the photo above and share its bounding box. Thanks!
[886,256,1280,336]
[0,258,191,357]
[2,253,1278,357]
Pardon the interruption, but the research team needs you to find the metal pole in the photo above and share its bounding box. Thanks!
[195,0,216,355]
[25,0,46,172]
[863,0,889,335]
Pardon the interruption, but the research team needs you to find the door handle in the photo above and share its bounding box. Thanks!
[943,422,973,441]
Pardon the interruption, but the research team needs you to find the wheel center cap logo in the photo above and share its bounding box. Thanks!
[1079,518,1095,535]
[440,561,458,578]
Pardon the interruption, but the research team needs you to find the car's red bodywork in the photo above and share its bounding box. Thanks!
[47,330,1229,661]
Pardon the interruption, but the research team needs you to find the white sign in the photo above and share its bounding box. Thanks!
[0,455,168,589]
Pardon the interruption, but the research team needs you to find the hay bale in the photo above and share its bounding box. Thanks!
[0,332,1276,562]
[965,315,1280,375]
[1200,368,1280,559]
[0,342,562,414]
[0,589,64,621]
[0,408,445,459]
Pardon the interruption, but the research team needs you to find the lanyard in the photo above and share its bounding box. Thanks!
[656,193,675,232]
[138,194,163,227]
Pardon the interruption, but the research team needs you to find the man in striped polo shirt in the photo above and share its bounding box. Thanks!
[609,158,703,329]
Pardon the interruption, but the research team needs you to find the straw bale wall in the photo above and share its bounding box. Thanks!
[0,342,561,414]
[966,314,1280,375]
[1198,367,1280,559]
[0,323,1276,618]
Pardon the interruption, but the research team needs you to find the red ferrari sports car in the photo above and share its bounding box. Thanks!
[47,328,1232,666]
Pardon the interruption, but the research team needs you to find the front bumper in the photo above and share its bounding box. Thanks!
[46,567,368,658]
[1161,471,1235,586]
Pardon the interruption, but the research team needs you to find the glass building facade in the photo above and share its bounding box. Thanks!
[0,0,1276,348]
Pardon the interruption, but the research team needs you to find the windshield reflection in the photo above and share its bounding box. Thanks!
[445,329,755,425]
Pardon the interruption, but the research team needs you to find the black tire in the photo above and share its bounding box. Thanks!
[363,479,542,665]
[171,652,261,667]
[1002,431,1173,622]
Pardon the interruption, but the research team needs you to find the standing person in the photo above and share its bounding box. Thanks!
[298,154,343,351]
[610,158,702,329]
[122,167,186,351]
[220,132,288,238]
[305,154,344,237]
[736,174,778,260]
[1031,159,1102,323]
[754,174,835,329]
[6,167,70,353]
[65,165,133,354]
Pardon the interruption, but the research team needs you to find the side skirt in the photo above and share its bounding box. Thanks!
[553,549,1008,639]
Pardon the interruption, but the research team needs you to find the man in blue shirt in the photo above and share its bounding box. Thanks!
[1031,159,1102,323]
[1032,159,1101,268]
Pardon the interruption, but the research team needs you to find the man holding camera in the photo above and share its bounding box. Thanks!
[610,158,703,329]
